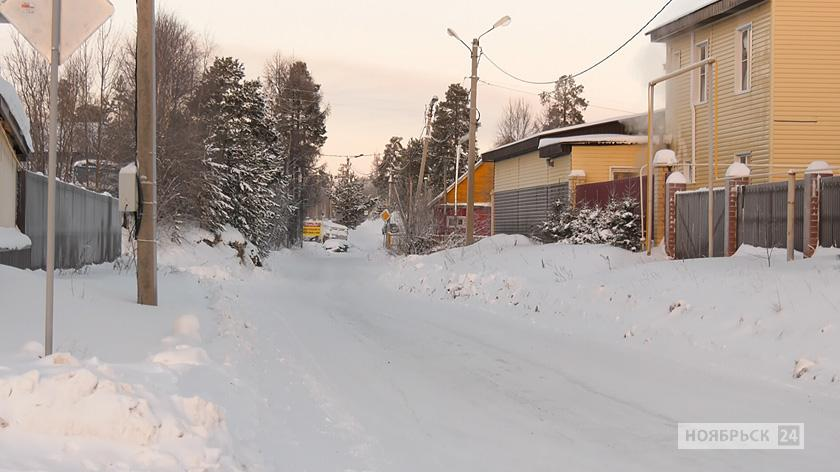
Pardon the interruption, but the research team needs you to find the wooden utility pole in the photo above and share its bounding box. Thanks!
[416,97,437,198]
[465,38,479,245]
[137,0,158,306]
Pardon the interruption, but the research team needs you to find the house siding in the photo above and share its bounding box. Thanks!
[0,132,17,228]
[664,1,773,187]
[444,162,494,205]
[771,0,840,175]
[493,151,570,193]
[569,144,647,183]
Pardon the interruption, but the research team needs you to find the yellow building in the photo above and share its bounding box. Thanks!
[483,114,652,235]
[648,0,840,186]
[430,160,495,236]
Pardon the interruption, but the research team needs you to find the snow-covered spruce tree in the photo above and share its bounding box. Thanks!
[197,57,280,258]
[606,197,642,252]
[330,159,376,229]
[536,199,577,242]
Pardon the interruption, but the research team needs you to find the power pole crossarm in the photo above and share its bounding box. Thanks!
[136,0,158,306]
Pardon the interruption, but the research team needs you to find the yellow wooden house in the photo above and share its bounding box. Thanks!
[648,0,840,186]
[482,114,652,235]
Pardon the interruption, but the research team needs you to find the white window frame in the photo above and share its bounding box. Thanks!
[696,40,709,104]
[736,152,752,165]
[609,166,639,180]
[735,23,753,94]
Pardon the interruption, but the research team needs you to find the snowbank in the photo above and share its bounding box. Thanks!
[0,226,31,251]
[389,237,840,385]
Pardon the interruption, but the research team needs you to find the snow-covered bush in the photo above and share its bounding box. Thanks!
[536,197,642,252]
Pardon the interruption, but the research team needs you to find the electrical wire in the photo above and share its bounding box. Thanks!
[480,0,675,84]
[478,79,636,114]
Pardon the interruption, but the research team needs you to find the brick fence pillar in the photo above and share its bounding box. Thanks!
[724,163,751,257]
[804,161,834,258]
[665,171,687,258]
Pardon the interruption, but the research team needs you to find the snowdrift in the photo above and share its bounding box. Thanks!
[389,236,840,386]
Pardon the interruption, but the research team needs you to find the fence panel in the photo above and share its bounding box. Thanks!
[494,183,567,236]
[675,189,725,259]
[739,181,804,251]
[1,171,121,270]
[821,176,840,248]
[575,176,647,209]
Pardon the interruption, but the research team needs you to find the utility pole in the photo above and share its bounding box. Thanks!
[465,38,479,245]
[416,97,438,199]
[137,0,157,306]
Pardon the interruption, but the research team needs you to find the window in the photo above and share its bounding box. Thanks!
[610,167,639,181]
[696,41,709,103]
[447,215,466,229]
[736,25,752,92]
[736,152,752,165]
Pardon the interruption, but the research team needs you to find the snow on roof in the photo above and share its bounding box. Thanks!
[569,169,586,178]
[485,112,647,155]
[648,0,718,32]
[0,226,32,251]
[0,77,33,152]
[538,134,648,149]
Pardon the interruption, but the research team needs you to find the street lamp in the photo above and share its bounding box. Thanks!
[447,15,511,244]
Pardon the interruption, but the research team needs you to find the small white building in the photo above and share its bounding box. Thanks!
[0,78,34,252]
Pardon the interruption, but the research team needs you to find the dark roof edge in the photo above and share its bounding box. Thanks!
[0,94,31,161]
[647,0,765,42]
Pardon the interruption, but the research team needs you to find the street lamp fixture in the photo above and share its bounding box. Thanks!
[446,15,511,245]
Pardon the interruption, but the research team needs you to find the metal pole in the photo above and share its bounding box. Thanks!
[44,0,61,356]
[707,62,715,258]
[787,170,796,262]
[465,38,479,245]
[645,85,654,255]
[137,0,158,306]
[417,103,433,198]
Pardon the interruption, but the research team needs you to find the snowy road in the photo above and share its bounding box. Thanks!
[204,230,836,471]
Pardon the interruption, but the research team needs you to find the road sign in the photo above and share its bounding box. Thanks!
[381,210,391,222]
[303,220,322,240]
[0,0,114,64]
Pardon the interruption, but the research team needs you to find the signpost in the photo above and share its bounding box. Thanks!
[0,0,114,356]
[380,209,391,222]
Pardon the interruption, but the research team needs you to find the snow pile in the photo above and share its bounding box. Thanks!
[0,226,31,251]
[389,236,840,385]
[0,354,230,471]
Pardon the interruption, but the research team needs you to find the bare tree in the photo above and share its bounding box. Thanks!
[3,34,50,171]
[494,98,539,147]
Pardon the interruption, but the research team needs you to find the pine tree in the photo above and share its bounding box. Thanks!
[539,75,589,131]
[606,197,643,252]
[372,136,404,198]
[330,159,375,229]
[196,57,281,257]
[428,84,472,193]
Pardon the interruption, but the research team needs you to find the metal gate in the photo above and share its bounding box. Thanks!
[675,189,725,259]
[739,181,804,251]
[494,183,568,236]
[820,176,840,248]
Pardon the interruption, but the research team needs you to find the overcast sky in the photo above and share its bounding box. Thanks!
[4,0,705,174]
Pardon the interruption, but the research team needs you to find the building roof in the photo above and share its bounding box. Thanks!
[538,134,648,149]
[429,160,488,206]
[647,0,766,42]
[481,112,651,163]
[0,78,33,160]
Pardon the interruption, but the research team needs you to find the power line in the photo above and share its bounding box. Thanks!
[480,0,674,84]
[478,79,636,115]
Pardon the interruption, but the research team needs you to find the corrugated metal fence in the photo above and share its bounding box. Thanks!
[675,189,725,259]
[575,176,648,209]
[821,176,840,248]
[494,183,568,235]
[739,181,804,251]
[0,171,121,270]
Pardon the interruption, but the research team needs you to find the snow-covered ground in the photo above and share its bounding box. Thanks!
[1,221,838,471]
